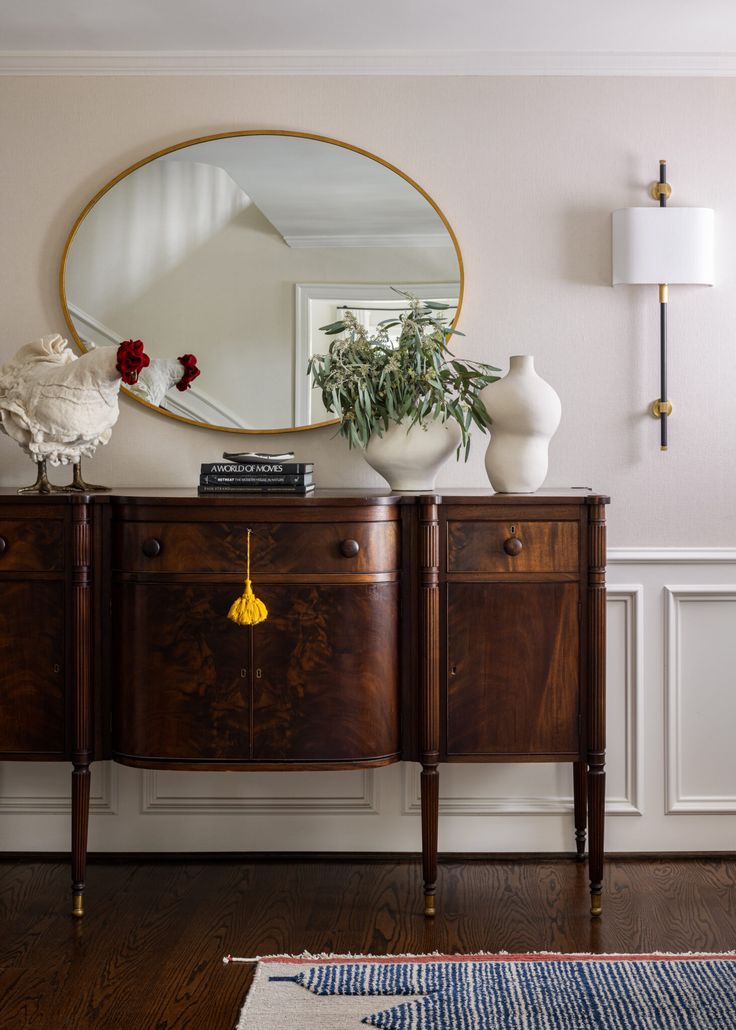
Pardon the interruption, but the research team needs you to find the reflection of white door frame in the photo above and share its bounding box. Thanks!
[294,282,460,426]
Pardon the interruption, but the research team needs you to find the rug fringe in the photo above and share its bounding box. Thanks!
[224,949,736,964]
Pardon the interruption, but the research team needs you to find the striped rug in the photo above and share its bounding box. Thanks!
[231,953,736,1029]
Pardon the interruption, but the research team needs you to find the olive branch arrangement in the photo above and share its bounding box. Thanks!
[307,290,499,458]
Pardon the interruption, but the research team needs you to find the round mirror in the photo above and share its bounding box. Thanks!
[60,131,463,434]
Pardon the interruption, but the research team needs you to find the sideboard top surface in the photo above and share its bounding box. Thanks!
[0,487,610,506]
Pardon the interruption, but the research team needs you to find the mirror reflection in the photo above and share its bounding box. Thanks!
[62,132,461,433]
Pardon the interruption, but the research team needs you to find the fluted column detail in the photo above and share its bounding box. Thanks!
[586,499,607,916]
[418,500,440,916]
[71,499,92,917]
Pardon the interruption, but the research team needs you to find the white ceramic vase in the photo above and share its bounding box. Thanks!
[363,417,462,491]
[480,355,561,493]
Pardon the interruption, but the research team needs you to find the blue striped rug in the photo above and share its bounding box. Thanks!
[234,953,736,1029]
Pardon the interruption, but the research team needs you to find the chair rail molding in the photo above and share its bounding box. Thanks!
[4,50,736,77]
[607,548,736,564]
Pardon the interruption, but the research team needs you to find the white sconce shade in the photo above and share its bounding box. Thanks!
[612,207,714,285]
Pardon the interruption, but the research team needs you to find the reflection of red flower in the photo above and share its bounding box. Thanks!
[116,339,150,385]
[176,353,201,391]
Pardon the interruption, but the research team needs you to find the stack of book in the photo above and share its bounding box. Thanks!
[198,451,315,495]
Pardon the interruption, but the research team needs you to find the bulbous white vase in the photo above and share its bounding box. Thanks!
[480,355,561,493]
[363,417,462,491]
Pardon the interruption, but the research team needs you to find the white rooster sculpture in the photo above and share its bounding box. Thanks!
[0,334,150,493]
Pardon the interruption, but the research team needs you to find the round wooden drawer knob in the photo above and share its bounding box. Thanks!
[142,538,162,558]
[503,537,523,557]
[340,539,360,558]
[0,536,6,556]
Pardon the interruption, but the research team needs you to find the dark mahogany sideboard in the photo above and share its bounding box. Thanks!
[0,488,608,919]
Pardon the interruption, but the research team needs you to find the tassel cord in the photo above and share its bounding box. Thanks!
[228,529,268,626]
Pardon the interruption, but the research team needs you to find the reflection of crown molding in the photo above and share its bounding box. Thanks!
[284,233,453,249]
[5,50,736,76]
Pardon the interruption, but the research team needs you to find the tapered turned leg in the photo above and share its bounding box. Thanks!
[587,757,605,917]
[421,764,439,917]
[71,763,90,917]
[573,761,588,860]
[17,458,67,494]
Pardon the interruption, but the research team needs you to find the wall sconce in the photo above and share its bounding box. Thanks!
[612,161,714,450]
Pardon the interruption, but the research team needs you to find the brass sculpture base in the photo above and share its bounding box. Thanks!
[17,459,67,494]
[67,462,110,493]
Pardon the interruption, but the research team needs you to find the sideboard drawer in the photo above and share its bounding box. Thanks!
[0,517,64,572]
[447,519,579,574]
[115,519,400,575]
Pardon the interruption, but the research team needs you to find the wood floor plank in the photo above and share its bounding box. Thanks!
[1,856,735,1029]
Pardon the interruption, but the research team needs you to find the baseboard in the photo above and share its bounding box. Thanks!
[2,850,735,864]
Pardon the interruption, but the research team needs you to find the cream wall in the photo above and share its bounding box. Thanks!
[1,74,735,854]
[1,75,734,544]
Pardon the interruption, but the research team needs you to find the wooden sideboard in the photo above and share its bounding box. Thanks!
[0,487,608,918]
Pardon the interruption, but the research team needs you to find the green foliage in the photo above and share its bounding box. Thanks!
[307,290,500,459]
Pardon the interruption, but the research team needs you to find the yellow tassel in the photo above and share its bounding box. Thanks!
[228,529,268,626]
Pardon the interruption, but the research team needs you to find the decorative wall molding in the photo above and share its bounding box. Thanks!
[401,767,570,816]
[665,585,736,814]
[139,769,379,815]
[4,50,736,77]
[606,585,644,816]
[0,761,118,815]
[608,547,736,565]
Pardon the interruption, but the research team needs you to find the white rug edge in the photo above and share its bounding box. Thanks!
[232,951,736,1030]
[235,960,271,1030]
[225,949,736,963]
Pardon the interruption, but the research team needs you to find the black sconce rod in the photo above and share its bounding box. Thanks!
[658,160,669,451]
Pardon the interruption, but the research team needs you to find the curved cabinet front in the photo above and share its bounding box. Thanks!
[111,497,402,770]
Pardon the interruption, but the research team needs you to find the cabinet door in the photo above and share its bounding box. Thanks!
[0,582,66,755]
[113,582,251,762]
[446,582,580,757]
[252,583,400,763]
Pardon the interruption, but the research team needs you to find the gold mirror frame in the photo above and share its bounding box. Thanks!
[59,130,464,435]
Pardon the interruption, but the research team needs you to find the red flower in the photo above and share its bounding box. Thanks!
[176,353,201,391]
[116,339,150,385]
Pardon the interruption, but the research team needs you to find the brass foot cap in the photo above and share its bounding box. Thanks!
[72,894,84,918]
[590,895,602,918]
[424,897,436,918]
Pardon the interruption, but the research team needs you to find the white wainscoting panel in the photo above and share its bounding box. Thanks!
[0,760,117,815]
[2,550,736,852]
[140,769,378,815]
[665,586,736,814]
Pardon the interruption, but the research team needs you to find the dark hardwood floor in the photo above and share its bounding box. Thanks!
[1,855,735,1029]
